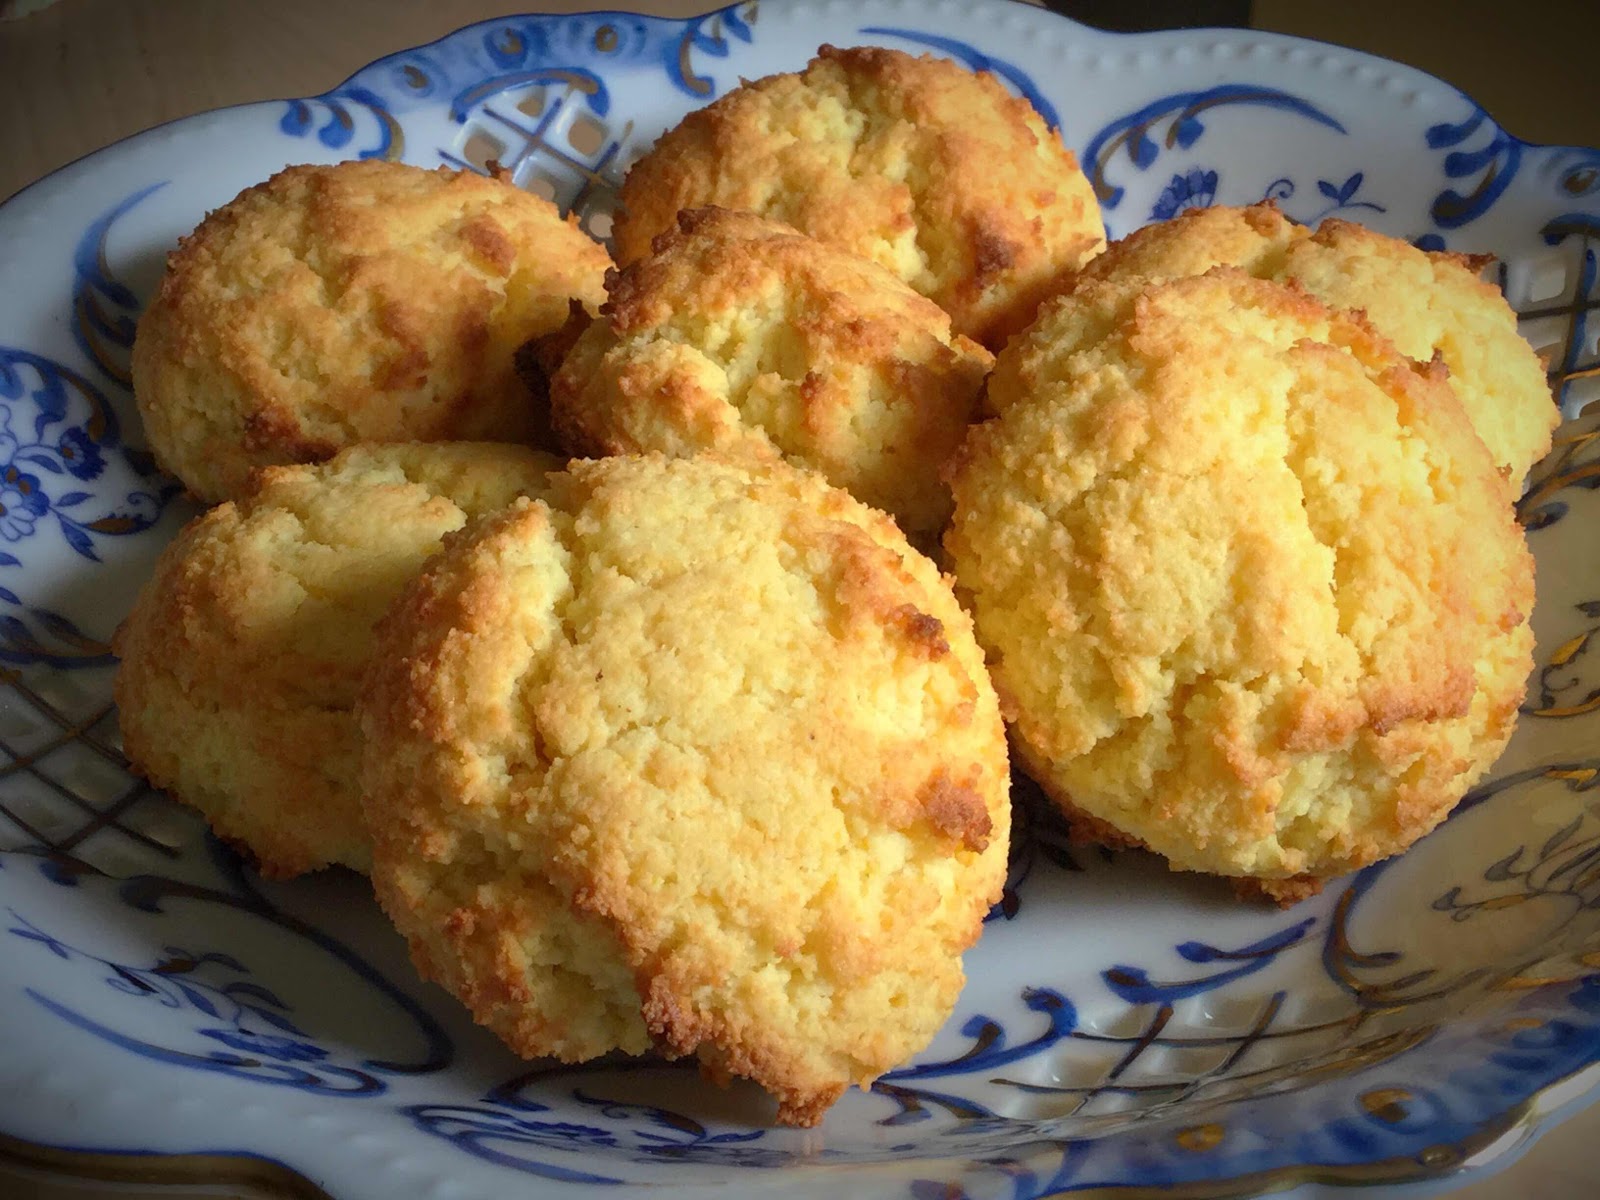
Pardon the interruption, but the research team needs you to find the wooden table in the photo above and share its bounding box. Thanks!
[1,1,1596,1197]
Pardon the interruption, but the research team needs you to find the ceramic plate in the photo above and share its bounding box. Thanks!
[1,3,1598,1197]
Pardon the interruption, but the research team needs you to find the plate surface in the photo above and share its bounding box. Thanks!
[1,2,1598,1197]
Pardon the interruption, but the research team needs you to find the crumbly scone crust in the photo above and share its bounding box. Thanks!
[132,161,610,502]
[113,442,559,877]
[948,269,1534,886]
[360,454,1010,1124]
[614,45,1105,349]
[552,207,993,535]
[1068,202,1559,490]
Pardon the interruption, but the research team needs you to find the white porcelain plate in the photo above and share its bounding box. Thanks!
[1,3,1598,1197]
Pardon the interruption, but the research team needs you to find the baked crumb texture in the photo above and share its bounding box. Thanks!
[552,206,994,536]
[359,453,1010,1125]
[132,160,611,502]
[614,45,1105,350]
[113,443,561,877]
[1068,203,1559,492]
[947,269,1534,895]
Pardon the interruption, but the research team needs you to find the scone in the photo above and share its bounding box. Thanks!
[947,270,1534,899]
[614,45,1104,349]
[1068,203,1558,491]
[359,454,1010,1124]
[551,207,994,537]
[133,161,610,502]
[113,442,560,877]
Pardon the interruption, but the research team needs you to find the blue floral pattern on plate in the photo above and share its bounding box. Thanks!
[0,3,1598,1197]
[0,340,179,666]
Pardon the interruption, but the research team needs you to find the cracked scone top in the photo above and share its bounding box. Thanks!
[551,207,994,537]
[1068,203,1559,491]
[613,45,1105,350]
[113,442,560,877]
[358,454,1010,1125]
[132,160,610,502]
[947,270,1534,896]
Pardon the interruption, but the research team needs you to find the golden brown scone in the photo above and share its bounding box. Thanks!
[113,443,560,877]
[359,454,1010,1125]
[947,270,1534,892]
[551,207,994,536]
[1068,203,1558,491]
[132,161,610,502]
[614,45,1104,350]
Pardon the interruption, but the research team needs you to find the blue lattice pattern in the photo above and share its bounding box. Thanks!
[443,82,631,243]
[0,663,187,877]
